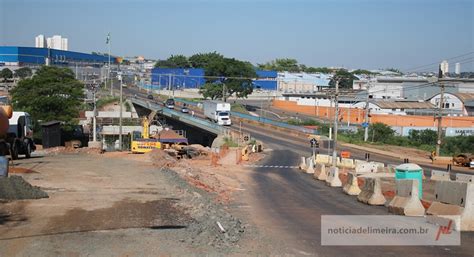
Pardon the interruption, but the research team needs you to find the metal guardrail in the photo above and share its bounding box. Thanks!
[230,111,319,135]
[130,98,225,135]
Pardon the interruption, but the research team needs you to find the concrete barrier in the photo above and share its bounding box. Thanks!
[430,170,450,181]
[338,158,355,169]
[306,157,315,174]
[426,180,474,231]
[388,179,425,216]
[326,167,342,187]
[316,164,327,181]
[343,172,361,195]
[315,154,330,165]
[456,173,474,183]
[299,157,307,170]
[328,156,341,166]
[357,178,386,205]
[355,162,379,174]
[354,159,369,167]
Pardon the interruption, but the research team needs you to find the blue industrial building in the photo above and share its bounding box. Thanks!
[151,67,278,90]
[151,68,206,89]
[0,46,115,66]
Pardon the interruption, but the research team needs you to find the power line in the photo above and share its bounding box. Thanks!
[404,51,474,73]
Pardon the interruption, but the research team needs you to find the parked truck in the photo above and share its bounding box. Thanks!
[203,100,232,126]
[0,105,36,159]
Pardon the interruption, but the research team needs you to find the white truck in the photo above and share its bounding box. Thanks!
[6,112,36,159]
[203,101,232,126]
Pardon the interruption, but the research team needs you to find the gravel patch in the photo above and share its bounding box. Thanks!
[159,168,245,250]
[0,175,49,200]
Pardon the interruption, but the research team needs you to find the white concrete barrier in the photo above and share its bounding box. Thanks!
[338,158,355,169]
[355,162,379,174]
[299,157,307,170]
[455,173,474,183]
[388,179,425,216]
[328,156,340,166]
[357,178,386,205]
[315,154,330,165]
[316,164,327,181]
[343,172,361,196]
[326,167,342,187]
[426,180,474,231]
[306,158,315,174]
[430,170,450,181]
[354,159,368,167]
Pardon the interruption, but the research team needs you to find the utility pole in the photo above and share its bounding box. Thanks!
[107,33,112,96]
[364,78,371,142]
[92,83,97,142]
[168,74,172,98]
[332,80,339,168]
[222,83,226,102]
[328,95,333,140]
[118,73,123,151]
[436,78,445,156]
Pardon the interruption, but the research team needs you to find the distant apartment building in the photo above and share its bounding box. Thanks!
[455,62,461,75]
[440,60,449,74]
[35,35,46,48]
[35,34,68,50]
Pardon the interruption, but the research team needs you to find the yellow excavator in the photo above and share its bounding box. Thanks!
[130,115,162,153]
[130,111,188,154]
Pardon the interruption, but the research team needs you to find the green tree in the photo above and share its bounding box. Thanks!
[258,58,300,72]
[14,67,33,79]
[189,52,224,68]
[368,122,395,143]
[0,68,13,82]
[154,54,190,68]
[408,129,437,146]
[10,66,84,129]
[352,69,376,75]
[385,68,403,75]
[200,57,256,100]
[329,69,358,89]
[304,66,333,73]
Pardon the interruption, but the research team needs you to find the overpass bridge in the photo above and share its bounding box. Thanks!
[130,97,228,137]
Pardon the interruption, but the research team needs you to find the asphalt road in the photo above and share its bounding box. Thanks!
[246,129,474,256]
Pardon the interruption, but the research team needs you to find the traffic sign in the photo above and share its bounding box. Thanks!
[362,122,369,128]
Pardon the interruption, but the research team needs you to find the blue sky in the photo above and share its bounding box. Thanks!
[0,0,472,71]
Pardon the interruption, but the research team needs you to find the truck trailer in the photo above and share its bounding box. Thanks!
[203,100,232,126]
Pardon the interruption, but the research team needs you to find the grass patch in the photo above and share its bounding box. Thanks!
[231,103,250,114]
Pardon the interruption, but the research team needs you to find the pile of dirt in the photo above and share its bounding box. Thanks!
[159,168,245,249]
[148,149,178,168]
[0,176,48,200]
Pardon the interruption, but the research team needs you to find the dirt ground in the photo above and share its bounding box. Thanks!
[0,148,282,257]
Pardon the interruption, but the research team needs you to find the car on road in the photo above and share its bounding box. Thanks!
[181,104,189,113]
[470,160,474,169]
[147,94,154,100]
[165,98,175,109]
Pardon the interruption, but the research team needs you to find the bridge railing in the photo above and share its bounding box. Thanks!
[172,98,319,135]
[230,112,319,135]
[131,98,225,135]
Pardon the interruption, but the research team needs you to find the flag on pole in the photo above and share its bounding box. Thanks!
[106,33,110,44]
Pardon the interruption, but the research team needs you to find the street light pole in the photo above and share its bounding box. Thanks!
[118,73,123,151]
[332,80,339,168]
[364,78,371,141]
[92,85,97,142]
